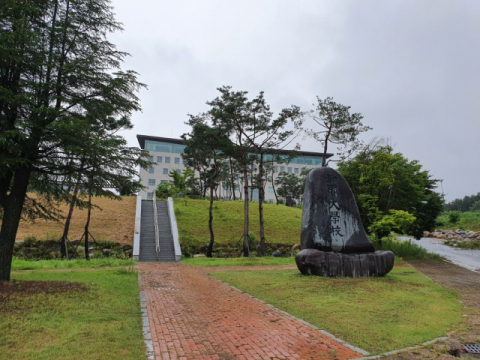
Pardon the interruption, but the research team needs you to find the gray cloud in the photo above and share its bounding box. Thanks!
[111,0,480,201]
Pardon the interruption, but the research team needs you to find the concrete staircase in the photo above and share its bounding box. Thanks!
[139,200,176,262]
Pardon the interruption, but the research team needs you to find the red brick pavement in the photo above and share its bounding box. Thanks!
[139,263,363,360]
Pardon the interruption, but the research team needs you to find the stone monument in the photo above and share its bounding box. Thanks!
[295,167,394,277]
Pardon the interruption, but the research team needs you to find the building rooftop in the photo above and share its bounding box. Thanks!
[136,134,333,159]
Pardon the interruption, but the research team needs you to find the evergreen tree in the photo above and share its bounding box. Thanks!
[0,0,146,280]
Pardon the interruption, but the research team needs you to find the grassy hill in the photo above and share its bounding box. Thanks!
[10,195,136,244]
[11,196,301,247]
[174,198,302,246]
[436,211,480,232]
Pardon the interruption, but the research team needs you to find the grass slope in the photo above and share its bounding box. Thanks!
[6,195,136,244]
[212,267,462,354]
[175,198,302,245]
[1,269,144,359]
[436,211,480,232]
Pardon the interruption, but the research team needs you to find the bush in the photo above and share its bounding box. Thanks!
[448,211,460,224]
[376,236,440,260]
[13,239,133,260]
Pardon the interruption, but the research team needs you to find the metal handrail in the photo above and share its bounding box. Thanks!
[152,191,160,254]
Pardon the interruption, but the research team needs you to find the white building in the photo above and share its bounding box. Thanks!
[137,135,332,201]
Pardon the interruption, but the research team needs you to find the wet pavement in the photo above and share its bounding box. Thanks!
[398,236,480,272]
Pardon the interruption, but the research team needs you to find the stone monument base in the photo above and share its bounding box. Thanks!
[295,249,394,277]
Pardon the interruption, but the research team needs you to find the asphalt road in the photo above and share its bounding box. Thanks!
[398,236,480,273]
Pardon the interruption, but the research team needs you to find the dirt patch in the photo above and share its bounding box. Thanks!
[0,280,88,312]
[384,260,480,359]
[6,194,136,244]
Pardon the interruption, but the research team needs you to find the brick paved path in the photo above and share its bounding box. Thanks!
[139,263,363,360]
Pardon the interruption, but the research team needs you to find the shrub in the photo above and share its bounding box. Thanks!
[448,211,460,224]
[377,236,440,260]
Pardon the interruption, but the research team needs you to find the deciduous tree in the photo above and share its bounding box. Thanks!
[337,145,443,239]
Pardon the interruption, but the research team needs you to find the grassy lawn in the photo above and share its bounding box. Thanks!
[11,257,137,271]
[182,256,296,267]
[436,211,480,232]
[175,198,302,245]
[1,269,145,360]
[183,256,406,267]
[211,267,462,354]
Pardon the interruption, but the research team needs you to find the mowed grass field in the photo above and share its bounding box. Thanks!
[7,195,136,244]
[1,269,145,360]
[212,266,462,354]
[174,199,302,245]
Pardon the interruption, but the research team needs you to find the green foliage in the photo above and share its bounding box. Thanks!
[212,267,461,354]
[157,168,199,198]
[445,192,480,212]
[448,211,461,224]
[13,239,133,260]
[368,209,416,238]
[338,145,443,239]
[376,236,441,260]
[471,200,480,212]
[275,172,304,200]
[0,0,147,280]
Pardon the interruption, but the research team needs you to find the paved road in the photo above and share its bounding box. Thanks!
[398,236,480,272]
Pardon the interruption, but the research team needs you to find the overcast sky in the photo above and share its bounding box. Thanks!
[109,0,480,202]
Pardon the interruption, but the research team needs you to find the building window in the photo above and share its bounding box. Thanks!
[268,187,274,194]
[280,166,285,173]
[294,168,299,174]
[183,158,187,165]
[147,192,153,200]
[176,169,181,174]
[267,176,272,182]
[148,167,154,174]
[157,156,162,163]
[288,167,292,173]
[165,157,171,164]
[163,168,168,175]
[148,156,153,162]
[174,158,180,164]
[148,179,156,186]
[274,166,278,173]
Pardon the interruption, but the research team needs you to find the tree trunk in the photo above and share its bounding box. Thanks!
[207,162,219,257]
[322,124,332,167]
[61,178,80,258]
[258,154,266,256]
[84,189,92,260]
[229,158,236,201]
[242,160,250,257]
[0,167,31,282]
[272,171,279,205]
